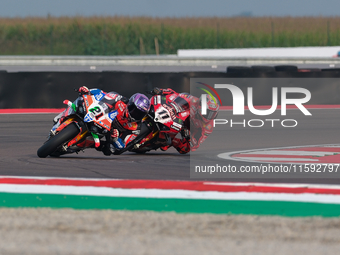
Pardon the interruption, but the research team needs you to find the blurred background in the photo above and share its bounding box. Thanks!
[1,0,340,56]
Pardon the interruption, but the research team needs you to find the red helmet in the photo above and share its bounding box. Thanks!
[198,94,219,123]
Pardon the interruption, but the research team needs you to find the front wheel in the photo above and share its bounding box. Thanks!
[37,123,80,158]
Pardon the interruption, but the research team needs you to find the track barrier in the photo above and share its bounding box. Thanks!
[1,68,340,108]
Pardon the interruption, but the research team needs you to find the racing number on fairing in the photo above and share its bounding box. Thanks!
[158,110,170,121]
[155,108,172,123]
[158,110,170,120]
[89,106,104,120]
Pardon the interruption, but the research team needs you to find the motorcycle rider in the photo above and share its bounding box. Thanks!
[151,87,219,154]
[76,86,151,155]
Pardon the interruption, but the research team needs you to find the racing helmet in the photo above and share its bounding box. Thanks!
[172,94,190,113]
[198,94,219,123]
[126,93,151,122]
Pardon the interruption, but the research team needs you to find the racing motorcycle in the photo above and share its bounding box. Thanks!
[37,91,117,158]
[116,93,190,155]
[37,90,190,157]
[37,91,150,158]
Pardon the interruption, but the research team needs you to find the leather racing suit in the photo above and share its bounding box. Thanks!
[152,87,215,154]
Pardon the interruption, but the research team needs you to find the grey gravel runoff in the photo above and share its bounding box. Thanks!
[0,208,340,255]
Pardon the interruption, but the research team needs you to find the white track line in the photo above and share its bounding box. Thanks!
[218,143,340,164]
[233,157,319,162]
[1,184,340,204]
[203,182,340,189]
[243,150,339,156]
[2,175,340,191]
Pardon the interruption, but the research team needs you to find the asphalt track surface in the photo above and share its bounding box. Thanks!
[1,108,340,184]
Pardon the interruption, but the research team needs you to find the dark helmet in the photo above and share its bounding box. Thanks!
[126,93,151,122]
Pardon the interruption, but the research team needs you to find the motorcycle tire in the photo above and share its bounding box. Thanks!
[37,123,80,158]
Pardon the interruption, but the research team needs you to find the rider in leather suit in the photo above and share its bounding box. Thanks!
[151,87,219,154]
[77,86,151,155]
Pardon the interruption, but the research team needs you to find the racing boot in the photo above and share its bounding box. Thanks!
[160,145,170,151]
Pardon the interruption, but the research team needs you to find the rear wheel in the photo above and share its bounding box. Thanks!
[37,123,80,158]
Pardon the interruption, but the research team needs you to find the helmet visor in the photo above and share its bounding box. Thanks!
[128,104,146,121]
[173,97,190,112]
[205,108,218,120]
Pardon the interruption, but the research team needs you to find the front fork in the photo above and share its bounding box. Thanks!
[51,98,105,151]
[52,99,79,133]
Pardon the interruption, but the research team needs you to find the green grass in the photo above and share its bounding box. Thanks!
[1,192,340,217]
[0,17,339,55]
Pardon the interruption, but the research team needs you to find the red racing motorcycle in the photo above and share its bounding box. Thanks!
[37,91,190,157]
[116,93,190,154]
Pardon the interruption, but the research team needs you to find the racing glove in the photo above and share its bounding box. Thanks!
[151,87,162,95]
[181,127,190,140]
[190,137,198,148]
[151,87,176,95]
[111,129,119,141]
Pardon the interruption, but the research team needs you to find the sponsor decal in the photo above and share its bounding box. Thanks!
[118,102,124,112]
[105,93,117,100]
[126,123,137,129]
[180,111,189,118]
[170,125,181,131]
[162,104,176,120]
[169,94,176,101]
[101,103,108,111]
[179,93,192,99]
[108,110,118,120]
[85,98,89,108]
[93,122,104,130]
[172,122,182,129]
[99,121,110,130]
[94,92,105,101]
[157,95,161,105]
[113,138,125,149]
[170,102,180,113]
[124,134,137,144]
[84,113,94,123]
